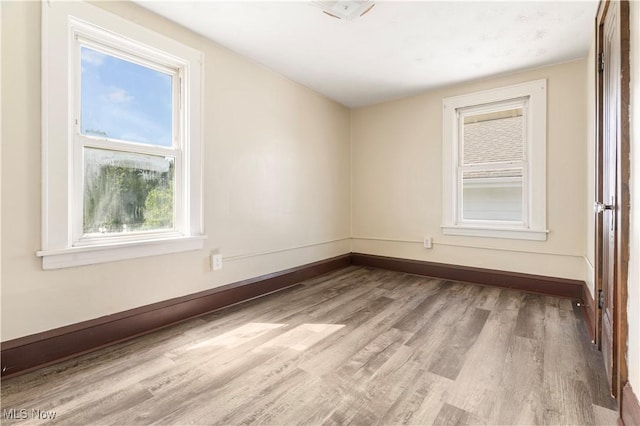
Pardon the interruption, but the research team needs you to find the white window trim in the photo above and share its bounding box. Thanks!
[70,26,185,246]
[441,79,548,241]
[38,1,205,269]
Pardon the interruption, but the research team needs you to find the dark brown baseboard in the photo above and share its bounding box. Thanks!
[351,253,585,300]
[0,254,351,379]
[581,283,597,342]
[622,382,640,426]
[1,252,592,380]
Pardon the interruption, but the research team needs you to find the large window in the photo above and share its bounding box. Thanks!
[442,80,547,240]
[39,2,204,269]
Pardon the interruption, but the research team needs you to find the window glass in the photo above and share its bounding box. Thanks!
[462,169,523,221]
[83,148,175,235]
[459,105,525,223]
[80,46,173,147]
[462,107,524,165]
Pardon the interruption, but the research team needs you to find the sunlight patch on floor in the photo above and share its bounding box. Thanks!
[186,322,286,350]
[255,323,346,352]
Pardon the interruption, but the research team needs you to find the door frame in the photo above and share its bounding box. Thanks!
[594,0,631,401]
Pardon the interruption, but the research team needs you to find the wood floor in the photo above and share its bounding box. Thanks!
[1,266,618,425]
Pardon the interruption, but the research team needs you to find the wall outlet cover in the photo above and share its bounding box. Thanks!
[423,236,432,249]
[212,254,223,270]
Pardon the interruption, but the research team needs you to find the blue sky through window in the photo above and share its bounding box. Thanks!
[81,46,173,147]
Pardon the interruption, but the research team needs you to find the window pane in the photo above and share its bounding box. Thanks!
[83,148,175,235]
[462,169,523,221]
[463,108,523,165]
[80,46,173,147]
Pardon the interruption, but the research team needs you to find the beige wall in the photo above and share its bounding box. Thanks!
[1,0,619,353]
[352,60,588,280]
[627,0,640,398]
[585,35,597,298]
[0,1,351,341]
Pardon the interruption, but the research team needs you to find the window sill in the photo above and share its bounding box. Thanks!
[441,225,548,241]
[36,235,207,270]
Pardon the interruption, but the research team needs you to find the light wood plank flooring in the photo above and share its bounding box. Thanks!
[1,267,618,425]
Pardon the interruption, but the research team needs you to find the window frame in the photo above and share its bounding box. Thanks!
[38,1,205,269]
[441,79,548,241]
[72,37,183,245]
[457,99,528,226]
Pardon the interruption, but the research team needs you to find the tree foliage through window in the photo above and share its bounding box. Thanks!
[83,148,174,234]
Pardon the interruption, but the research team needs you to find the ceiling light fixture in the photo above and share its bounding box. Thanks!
[311,1,376,21]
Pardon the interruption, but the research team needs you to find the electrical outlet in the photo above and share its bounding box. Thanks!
[423,236,432,249]
[212,254,223,270]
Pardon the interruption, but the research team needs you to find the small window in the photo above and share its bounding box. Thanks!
[442,80,547,240]
[39,2,204,269]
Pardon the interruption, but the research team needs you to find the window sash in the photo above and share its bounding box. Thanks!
[457,97,529,166]
[72,135,185,246]
[455,98,530,227]
[74,36,182,149]
[71,32,185,246]
[456,162,529,227]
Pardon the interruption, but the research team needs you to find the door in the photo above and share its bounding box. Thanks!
[599,0,618,390]
[595,0,630,400]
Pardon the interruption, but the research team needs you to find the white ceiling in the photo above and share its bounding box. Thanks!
[134,1,598,108]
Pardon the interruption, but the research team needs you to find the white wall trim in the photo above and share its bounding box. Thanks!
[441,225,548,241]
[584,255,595,298]
[223,238,351,261]
[36,236,206,270]
[351,236,582,257]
